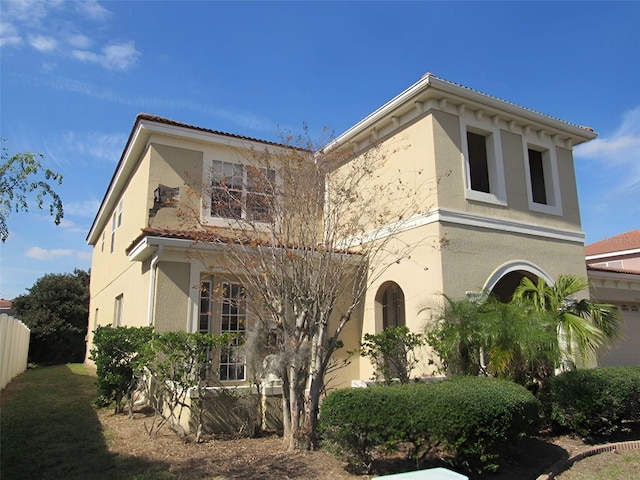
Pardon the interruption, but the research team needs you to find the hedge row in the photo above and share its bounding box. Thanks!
[318,376,539,473]
[542,365,640,440]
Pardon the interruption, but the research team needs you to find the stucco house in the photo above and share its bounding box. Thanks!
[586,230,640,366]
[85,73,599,387]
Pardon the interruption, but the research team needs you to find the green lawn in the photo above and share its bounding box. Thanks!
[0,364,169,480]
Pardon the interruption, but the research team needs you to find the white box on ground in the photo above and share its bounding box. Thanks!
[374,467,468,480]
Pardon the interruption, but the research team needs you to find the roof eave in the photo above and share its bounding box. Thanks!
[324,75,597,154]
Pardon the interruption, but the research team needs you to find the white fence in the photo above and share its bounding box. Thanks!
[1,313,30,390]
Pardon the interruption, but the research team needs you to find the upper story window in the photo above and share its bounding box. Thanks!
[210,160,275,223]
[523,140,562,216]
[467,131,491,193]
[110,213,116,253]
[109,199,123,254]
[460,120,507,206]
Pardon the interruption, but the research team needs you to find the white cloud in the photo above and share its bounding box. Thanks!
[61,131,126,162]
[26,246,90,261]
[575,105,640,239]
[2,0,139,71]
[0,21,23,47]
[66,33,91,49]
[3,0,64,24]
[73,41,140,71]
[64,200,101,218]
[27,34,57,52]
[576,106,640,165]
[76,0,112,21]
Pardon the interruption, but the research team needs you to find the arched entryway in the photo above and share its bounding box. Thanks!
[484,261,553,302]
[375,281,405,329]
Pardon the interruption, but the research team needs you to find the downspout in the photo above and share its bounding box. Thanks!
[147,245,163,327]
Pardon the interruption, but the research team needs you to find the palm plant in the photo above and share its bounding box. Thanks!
[512,274,621,368]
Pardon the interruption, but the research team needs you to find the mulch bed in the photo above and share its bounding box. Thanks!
[99,408,640,480]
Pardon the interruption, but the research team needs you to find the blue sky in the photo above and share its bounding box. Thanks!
[1,1,638,300]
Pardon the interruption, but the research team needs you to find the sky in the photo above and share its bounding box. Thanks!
[1,0,638,300]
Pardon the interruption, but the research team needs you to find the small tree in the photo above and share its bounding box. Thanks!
[0,141,63,242]
[143,331,233,442]
[14,269,90,364]
[359,326,424,384]
[423,294,487,376]
[181,128,440,450]
[423,294,560,389]
[89,325,154,414]
[512,274,621,368]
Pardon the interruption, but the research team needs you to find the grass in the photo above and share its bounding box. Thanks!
[556,449,640,480]
[0,364,172,480]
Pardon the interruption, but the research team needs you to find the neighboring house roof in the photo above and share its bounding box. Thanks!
[0,299,13,310]
[585,229,640,256]
[587,264,640,276]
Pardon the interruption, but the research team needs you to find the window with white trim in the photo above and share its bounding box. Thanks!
[460,121,506,205]
[109,199,123,254]
[219,282,246,381]
[210,161,275,222]
[114,294,124,326]
[116,199,123,227]
[523,141,562,215]
[199,281,213,334]
[110,213,116,253]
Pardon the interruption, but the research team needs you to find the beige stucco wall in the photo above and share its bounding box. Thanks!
[147,142,204,230]
[86,146,154,363]
[431,109,583,234]
[356,222,445,380]
[154,261,191,332]
[439,224,587,298]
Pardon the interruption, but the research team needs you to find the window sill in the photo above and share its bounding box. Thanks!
[528,202,563,216]
[465,189,508,207]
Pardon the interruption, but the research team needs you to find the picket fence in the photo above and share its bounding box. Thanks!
[0,313,30,390]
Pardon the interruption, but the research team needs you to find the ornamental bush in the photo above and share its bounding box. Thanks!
[319,376,539,473]
[89,325,154,413]
[542,365,640,440]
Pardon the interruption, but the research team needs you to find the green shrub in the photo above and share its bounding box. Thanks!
[89,326,154,412]
[542,365,640,440]
[359,326,424,384]
[319,376,539,473]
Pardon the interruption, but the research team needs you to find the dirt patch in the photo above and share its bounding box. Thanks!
[98,409,640,480]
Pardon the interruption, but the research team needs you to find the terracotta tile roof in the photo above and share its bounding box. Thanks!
[585,230,640,256]
[587,265,640,276]
[136,114,301,150]
[126,226,361,256]
[125,226,232,254]
[427,74,596,133]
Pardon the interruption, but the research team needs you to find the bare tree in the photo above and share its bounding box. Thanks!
[181,128,439,450]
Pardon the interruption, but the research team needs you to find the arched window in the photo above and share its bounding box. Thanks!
[375,281,405,330]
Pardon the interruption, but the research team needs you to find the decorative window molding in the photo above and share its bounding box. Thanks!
[204,160,275,226]
[523,137,563,216]
[460,116,507,206]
